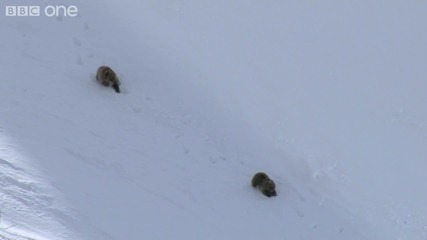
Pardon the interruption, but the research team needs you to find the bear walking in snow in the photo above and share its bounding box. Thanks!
[96,66,121,93]
[252,172,277,197]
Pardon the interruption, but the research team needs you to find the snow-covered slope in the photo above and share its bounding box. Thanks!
[1,1,426,239]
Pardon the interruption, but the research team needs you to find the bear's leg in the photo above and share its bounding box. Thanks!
[112,83,120,93]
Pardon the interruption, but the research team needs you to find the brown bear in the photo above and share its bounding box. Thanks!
[96,65,121,93]
[252,172,277,197]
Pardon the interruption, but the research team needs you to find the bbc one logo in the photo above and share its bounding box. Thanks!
[5,5,78,17]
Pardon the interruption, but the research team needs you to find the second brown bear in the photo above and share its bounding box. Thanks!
[96,65,121,93]
[252,172,277,197]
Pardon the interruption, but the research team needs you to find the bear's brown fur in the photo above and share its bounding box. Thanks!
[252,172,277,197]
[96,66,121,93]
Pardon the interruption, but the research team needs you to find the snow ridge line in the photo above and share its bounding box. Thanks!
[0,156,47,240]
[0,133,72,240]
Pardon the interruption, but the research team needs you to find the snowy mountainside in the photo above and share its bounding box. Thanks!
[1,1,427,239]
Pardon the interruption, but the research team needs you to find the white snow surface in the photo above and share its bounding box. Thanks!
[0,1,426,239]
